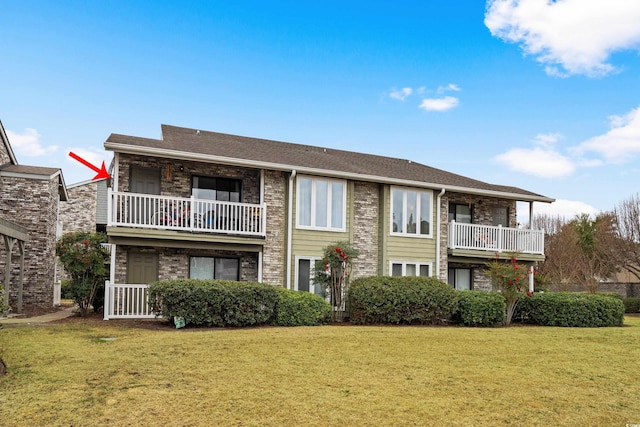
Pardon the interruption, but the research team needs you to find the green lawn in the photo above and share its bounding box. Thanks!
[1,317,639,426]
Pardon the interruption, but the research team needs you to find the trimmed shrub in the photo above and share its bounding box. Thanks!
[454,291,506,327]
[623,297,640,313]
[514,292,624,327]
[348,276,458,325]
[148,279,279,327]
[272,289,331,326]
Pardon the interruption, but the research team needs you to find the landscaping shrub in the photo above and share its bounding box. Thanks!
[454,290,506,327]
[0,287,8,314]
[348,276,458,325]
[272,288,331,326]
[148,279,279,327]
[623,297,640,313]
[514,292,624,327]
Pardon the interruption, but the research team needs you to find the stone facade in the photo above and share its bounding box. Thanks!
[351,181,379,279]
[113,246,259,283]
[116,154,260,204]
[59,180,99,234]
[0,175,60,306]
[261,170,287,286]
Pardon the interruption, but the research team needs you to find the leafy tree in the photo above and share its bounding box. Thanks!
[313,241,359,322]
[55,231,109,316]
[485,255,532,326]
[534,213,621,293]
[613,193,640,281]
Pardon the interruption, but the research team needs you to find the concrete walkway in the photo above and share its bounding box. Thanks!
[0,306,76,325]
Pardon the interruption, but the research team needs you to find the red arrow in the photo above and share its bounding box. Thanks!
[69,152,110,181]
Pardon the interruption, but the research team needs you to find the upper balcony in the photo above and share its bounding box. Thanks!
[448,221,544,260]
[107,190,266,238]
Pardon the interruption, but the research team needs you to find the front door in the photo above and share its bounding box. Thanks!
[130,167,161,225]
[127,252,159,284]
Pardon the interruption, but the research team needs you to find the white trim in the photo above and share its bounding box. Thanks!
[390,186,434,238]
[295,175,347,232]
[286,170,296,289]
[104,142,555,203]
[294,255,323,294]
[389,260,433,277]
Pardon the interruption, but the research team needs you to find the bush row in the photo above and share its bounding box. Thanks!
[348,276,458,325]
[148,279,330,327]
[148,278,626,329]
[623,297,640,313]
[515,292,624,327]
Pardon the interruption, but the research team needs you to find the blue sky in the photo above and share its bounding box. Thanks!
[2,0,640,222]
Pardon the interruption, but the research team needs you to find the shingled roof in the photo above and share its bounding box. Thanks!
[105,124,554,203]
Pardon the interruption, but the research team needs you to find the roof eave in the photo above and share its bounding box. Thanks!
[104,142,555,203]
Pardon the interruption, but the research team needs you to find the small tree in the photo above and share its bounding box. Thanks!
[485,255,532,326]
[55,232,109,316]
[313,241,358,322]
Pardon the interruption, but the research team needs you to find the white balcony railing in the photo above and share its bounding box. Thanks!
[107,190,266,237]
[448,221,544,255]
[103,282,155,320]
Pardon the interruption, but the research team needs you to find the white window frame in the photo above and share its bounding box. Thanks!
[389,261,433,277]
[390,186,433,238]
[294,256,324,294]
[296,175,347,232]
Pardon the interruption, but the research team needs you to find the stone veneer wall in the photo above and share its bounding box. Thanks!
[0,176,59,306]
[59,181,98,234]
[113,246,258,283]
[261,170,287,286]
[116,154,260,203]
[0,140,12,164]
[351,181,379,278]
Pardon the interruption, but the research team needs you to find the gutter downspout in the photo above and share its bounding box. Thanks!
[436,188,446,279]
[286,170,297,289]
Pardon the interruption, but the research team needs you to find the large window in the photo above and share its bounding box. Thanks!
[391,187,432,237]
[448,268,472,290]
[192,176,241,202]
[296,257,324,296]
[297,176,346,231]
[449,203,472,224]
[190,257,239,280]
[390,261,431,277]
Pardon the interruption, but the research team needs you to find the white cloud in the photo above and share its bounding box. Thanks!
[517,199,600,225]
[494,147,575,178]
[419,96,460,112]
[6,128,58,157]
[533,199,600,219]
[572,106,640,162]
[485,0,640,77]
[389,87,413,101]
[437,83,461,93]
[67,147,110,170]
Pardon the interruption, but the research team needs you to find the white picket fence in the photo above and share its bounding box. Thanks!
[103,282,155,320]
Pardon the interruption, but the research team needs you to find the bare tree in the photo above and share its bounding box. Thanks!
[613,193,640,280]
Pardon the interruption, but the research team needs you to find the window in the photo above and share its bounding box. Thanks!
[192,176,241,202]
[448,268,472,290]
[296,257,324,296]
[189,257,239,280]
[390,261,431,277]
[297,176,346,231]
[391,187,433,237]
[493,207,509,227]
[449,203,472,224]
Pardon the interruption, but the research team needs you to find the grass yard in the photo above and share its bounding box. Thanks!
[1,317,640,427]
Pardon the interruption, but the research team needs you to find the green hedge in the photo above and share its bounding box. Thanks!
[515,292,624,327]
[273,288,331,326]
[454,291,506,327]
[348,276,458,325]
[623,297,640,313]
[148,279,279,327]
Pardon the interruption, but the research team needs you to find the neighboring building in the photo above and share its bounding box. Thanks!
[58,178,109,234]
[0,120,68,311]
[103,124,553,318]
